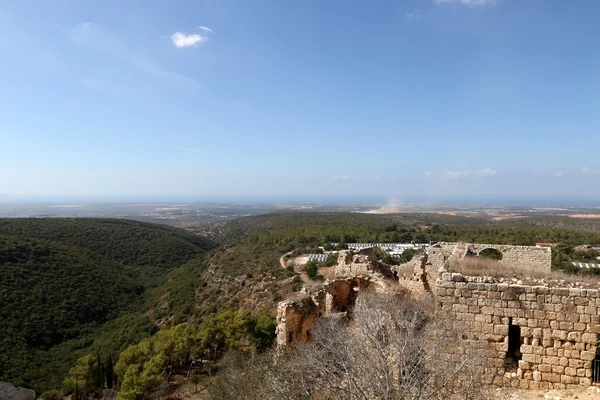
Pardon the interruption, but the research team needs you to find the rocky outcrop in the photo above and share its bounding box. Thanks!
[0,382,35,400]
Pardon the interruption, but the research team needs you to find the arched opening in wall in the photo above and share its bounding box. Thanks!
[479,248,503,261]
[505,317,522,372]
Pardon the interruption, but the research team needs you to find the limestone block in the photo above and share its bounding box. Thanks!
[538,364,552,373]
[569,359,586,369]
[493,324,508,335]
[551,365,564,374]
[521,344,533,354]
[580,377,592,386]
[580,350,595,361]
[559,322,574,331]
[542,356,559,365]
[582,333,597,344]
[575,297,589,306]
[518,360,531,370]
[565,367,577,376]
[542,372,561,383]
[522,354,536,363]
[574,322,587,331]
[589,324,600,334]
[559,357,569,367]
[570,350,580,359]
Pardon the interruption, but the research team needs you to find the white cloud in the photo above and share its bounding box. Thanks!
[425,171,432,177]
[476,167,496,177]
[332,175,351,180]
[71,23,202,90]
[198,25,214,34]
[446,170,470,178]
[446,168,496,178]
[405,9,422,21]
[434,0,496,6]
[581,166,600,176]
[170,32,205,48]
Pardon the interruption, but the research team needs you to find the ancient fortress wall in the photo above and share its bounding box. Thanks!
[428,242,552,274]
[437,272,600,389]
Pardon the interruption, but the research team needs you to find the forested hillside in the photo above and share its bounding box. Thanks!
[0,218,215,269]
[5,213,600,398]
[0,235,142,390]
[0,218,216,395]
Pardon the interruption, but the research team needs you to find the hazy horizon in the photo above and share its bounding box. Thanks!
[2,195,600,208]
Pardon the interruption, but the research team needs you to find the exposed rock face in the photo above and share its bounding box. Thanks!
[0,382,35,400]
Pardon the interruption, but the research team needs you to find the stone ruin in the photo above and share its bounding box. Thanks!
[275,242,600,389]
[276,276,374,347]
[437,269,600,389]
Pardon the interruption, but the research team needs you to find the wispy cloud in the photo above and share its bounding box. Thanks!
[405,9,422,21]
[581,166,600,176]
[434,0,496,6]
[477,167,496,177]
[169,145,203,153]
[332,175,351,180]
[446,168,496,178]
[198,25,214,34]
[170,32,205,48]
[71,22,202,90]
[170,26,214,48]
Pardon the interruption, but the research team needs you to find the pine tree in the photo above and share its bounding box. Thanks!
[106,355,114,389]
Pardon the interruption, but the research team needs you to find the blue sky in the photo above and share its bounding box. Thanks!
[1,0,599,202]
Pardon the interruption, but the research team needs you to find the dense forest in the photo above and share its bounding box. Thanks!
[0,218,215,269]
[0,219,216,396]
[3,213,600,399]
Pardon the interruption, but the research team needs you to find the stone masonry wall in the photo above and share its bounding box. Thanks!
[428,242,552,275]
[467,243,552,274]
[437,273,600,389]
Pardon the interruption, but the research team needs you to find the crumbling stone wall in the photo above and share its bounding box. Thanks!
[437,272,600,389]
[276,297,320,346]
[395,254,433,296]
[276,277,372,346]
[429,242,551,274]
[335,249,378,276]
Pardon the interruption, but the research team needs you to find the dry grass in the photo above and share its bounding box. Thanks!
[448,257,600,287]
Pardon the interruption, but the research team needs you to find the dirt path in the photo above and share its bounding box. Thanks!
[279,251,294,269]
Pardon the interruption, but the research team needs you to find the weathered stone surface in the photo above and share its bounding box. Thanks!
[275,297,320,347]
[0,382,35,400]
[437,270,600,389]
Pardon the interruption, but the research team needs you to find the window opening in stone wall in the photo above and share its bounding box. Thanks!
[505,317,522,371]
[593,334,600,383]
[479,248,503,261]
